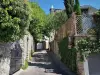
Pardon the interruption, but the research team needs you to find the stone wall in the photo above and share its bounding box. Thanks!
[0,31,34,75]
[9,41,22,75]
[0,43,13,75]
[55,13,76,42]
[19,31,34,64]
[11,31,34,74]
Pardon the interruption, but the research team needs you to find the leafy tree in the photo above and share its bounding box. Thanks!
[53,11,68,30]
[64,0,74,18]
[28,2,46,41]
[70,0,74,13]
[43,11,68,37]
[0,0,30,42]
[74,0,81,15]
[42,14,54,37]
[74,0,82,34]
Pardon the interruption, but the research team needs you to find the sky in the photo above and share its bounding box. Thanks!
[30,0,100,14]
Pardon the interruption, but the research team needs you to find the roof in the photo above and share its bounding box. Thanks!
[81,5,97,10]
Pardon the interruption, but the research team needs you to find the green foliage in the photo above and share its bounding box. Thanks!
[76,15,83,33]
[0,0,30,42]
[28,2,46,41]
[29,52,32,60]
[87,27,96,35]
[76,38,100,61]
[70,0,74,9]
[64,0,74,18]
[42,14,54,37]
[21,59,29,70]
[31,50,34,55]
[58,37,77,73]
[74,0,81,15]
[64,0,81,15]
[29,50,34,60]
[93,10,100,41]
[53,11,68,30]
[75,0,82,33]
[95,10,100,15]
[44,11,68,37]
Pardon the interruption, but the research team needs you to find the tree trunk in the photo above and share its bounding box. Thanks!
[0,43,13,75]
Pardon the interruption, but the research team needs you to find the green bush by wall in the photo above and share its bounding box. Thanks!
[58,37,77,73]
[21,59,29,70]
[29,50,34,61]
[77,38,100,61]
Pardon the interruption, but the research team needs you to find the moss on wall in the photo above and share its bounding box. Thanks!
[21,59,29,70]
[58,37,77,73]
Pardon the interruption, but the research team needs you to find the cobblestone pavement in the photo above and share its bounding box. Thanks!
[19,50,67,75]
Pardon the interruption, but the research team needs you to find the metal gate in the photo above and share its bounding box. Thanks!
[9,42,22,75]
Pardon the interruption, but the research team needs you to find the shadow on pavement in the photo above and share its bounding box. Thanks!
[29,50,63,75]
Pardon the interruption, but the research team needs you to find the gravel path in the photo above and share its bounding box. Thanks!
[19,50,67,75]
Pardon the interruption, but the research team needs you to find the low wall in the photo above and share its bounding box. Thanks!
[0,31,34,75]
[0,43,13,75]
[10,32,34,74]
[20,32,34,63]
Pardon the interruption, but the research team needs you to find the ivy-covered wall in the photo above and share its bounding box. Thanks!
[58,37,77,73]
[93,11,100,41]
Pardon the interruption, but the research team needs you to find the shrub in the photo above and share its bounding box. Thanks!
[87,27,96,35]
[76,38,100,61]
[29,50,34,60]
[29,54,32,61]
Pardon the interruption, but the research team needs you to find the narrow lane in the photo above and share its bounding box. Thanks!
[19,50,67,75]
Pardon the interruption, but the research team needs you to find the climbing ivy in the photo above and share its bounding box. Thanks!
[58,37,77,73]
[93,10,100,41]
